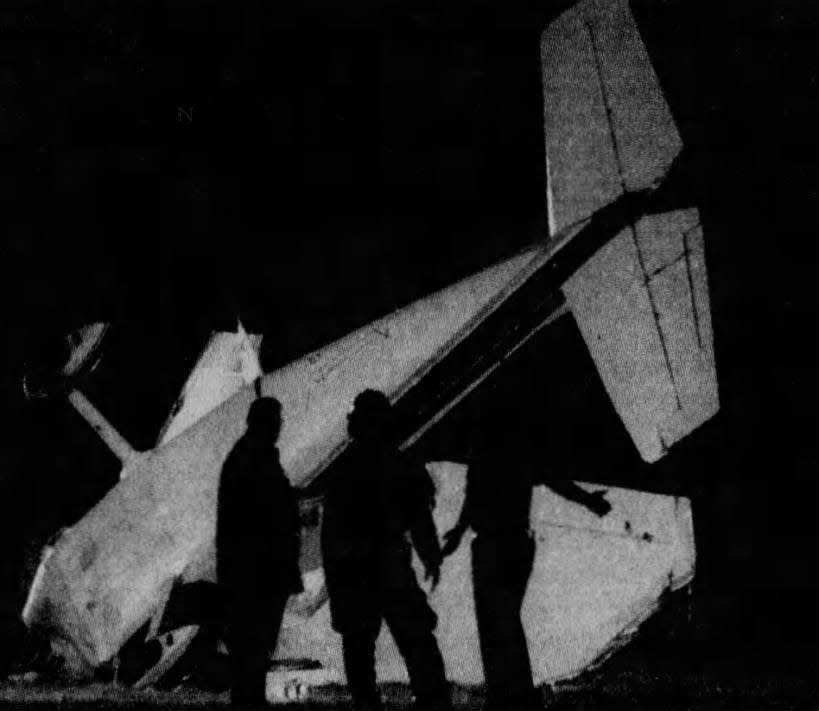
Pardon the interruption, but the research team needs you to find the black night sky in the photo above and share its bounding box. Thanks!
[1,0,817,703]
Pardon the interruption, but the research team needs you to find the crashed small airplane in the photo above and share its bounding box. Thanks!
[20,0,718,698]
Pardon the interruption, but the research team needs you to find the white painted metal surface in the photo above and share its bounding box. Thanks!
[543,0,718,462]
[157,322,263,446]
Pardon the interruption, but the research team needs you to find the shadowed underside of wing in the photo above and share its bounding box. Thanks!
[542,0,718,462]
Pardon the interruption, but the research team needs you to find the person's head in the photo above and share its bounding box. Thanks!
[246,397,282,440]
[347,389,395,443]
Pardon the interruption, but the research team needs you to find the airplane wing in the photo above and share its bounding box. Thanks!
[542,0,719,462]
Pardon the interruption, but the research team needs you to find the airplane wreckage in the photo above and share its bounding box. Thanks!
[20,0,718,701]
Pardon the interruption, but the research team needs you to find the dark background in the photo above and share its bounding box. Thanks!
[1,0,816,704]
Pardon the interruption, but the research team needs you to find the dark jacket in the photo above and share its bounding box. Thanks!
[461,444,534,539]
[216,432,302,599]
[321,441,440,631]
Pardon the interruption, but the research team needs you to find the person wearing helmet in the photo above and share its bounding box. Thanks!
[217,397,302,708]
[321,389,450,711]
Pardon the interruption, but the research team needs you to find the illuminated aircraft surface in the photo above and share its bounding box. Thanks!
[21,0,718,694]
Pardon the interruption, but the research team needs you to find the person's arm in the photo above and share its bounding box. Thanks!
[410,505,443,589]
[404,460,443,589]
[545,480,611,517]
[441,516,468,558]
[441,460,478,558]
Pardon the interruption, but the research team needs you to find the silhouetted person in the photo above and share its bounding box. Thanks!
[321,390,450,711]
[442,436,611,711]
[217,397,302,708]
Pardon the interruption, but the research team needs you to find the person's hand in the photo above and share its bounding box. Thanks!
[424,559,441,591]
[586,490,611,517]
[441,525,465,558]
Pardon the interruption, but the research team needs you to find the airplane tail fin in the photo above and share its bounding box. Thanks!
[542,0,719,462]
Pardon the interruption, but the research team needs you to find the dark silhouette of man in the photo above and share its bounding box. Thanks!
[321,389,451,711]
[216,397,302,708]
[442,434,611,711]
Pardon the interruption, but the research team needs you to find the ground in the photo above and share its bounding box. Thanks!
[2,593,816,710]
[0,669,814,711]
